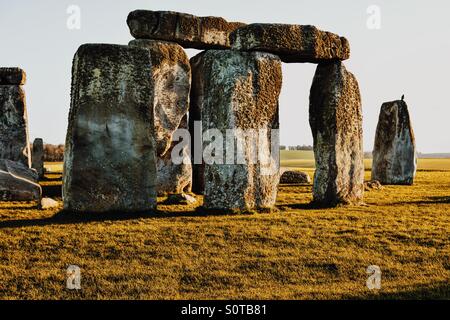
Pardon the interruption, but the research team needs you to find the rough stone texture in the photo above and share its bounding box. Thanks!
[190,50,281,210]
[0,159,41,201]
[63,44,157,213]
[127,10,245,50]
[309,61,364,206]
[371,100,417,185]
[280,170,311,184]
[32,138,45,179]
[0,67,26,85]
[0,85,31,167]
[129,39,191,156]
[230,24,350,63]
[156,115,192,195]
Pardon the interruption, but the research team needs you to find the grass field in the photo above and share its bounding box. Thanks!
[0,153,449,299]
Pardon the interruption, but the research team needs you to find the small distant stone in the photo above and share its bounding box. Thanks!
[40,198,60,209]
[164,193,197,205]
[0,67,26,85]
[364,180,383,191]
[280,171,311,184]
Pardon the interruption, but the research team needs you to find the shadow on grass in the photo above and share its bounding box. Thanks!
[0,206,257,229]
[391,196,450,206]
[344,281,450,300]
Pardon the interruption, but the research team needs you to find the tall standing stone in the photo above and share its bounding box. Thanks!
[63,44,157,213]
[372,100,417,185]
[129,39,192,195]
[309,61,364,206]
[190,50,281,211]
[32,138,45,179]
[0,67,31,167]
[129,39,191,156]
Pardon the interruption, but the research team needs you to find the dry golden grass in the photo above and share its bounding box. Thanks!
[0,162,449,299]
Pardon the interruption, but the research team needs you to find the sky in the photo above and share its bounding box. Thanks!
[1,0,449,153]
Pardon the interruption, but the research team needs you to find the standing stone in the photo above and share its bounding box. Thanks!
[309,61,364,206]
[190,50,281,211]
[63,44,157,213]
[127,10,245,50]
[0,68,31,167]
[371,100,417,185]
[129,39,191,156]
[0,67,26,85]
[156,115,192,195]
[230,24,350,63]
[32,138,45,179]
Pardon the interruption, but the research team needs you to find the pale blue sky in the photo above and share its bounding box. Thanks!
[1,0,449,152]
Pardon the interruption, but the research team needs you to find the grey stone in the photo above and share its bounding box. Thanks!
[129,39,191,156]
[0,67,26,85]
[156,115,192,195]
[32,138,45,179]
[230,24,350,63]
[0,159,41,201]
[309,61,364,206]
[280,170,311,184]
[63,44,157,213]
[0,85,31,167]
[127,10,245,50]
[371,100,417,185]
[190,50,281,211]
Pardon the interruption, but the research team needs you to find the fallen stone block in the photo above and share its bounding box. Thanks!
[280,170,311,184]
[0,159,41,201]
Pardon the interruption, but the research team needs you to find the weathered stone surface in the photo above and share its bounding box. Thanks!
[0,67,26,85]
[32,138,45,179]
[0,85,31,167]
[129,39,191,156]
[127,10,245,50]
[63,44,157,213]
[371,100,417,185]
[280,170,311,184]
[230,24,350,63]
[309,61,364,206]
[190,50,281,210]
[0,159,41,201]
[156,115,192,195]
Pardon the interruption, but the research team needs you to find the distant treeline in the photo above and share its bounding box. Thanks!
[280,145,313,151]
[44,144,65,162]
